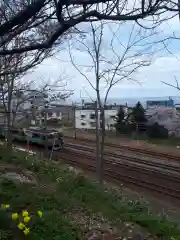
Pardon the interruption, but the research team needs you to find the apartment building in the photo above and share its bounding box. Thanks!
[75,104,129,130]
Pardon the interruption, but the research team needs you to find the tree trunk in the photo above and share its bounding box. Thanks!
[73,106,77,139]
[44,111,48,155]
[6,111,12,159]
[95,100,101,184]
[99,107,105,185]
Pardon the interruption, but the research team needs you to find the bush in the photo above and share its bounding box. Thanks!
[115,123,132,134]
[147,123,168,138]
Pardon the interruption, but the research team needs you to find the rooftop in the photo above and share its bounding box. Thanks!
[25,126,61,135]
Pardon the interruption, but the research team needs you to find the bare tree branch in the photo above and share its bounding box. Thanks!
[69,22,154,184]
[0,0,179,55]
[162,76,180,91]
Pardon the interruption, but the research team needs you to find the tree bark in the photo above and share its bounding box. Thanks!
[95,100,102,183]
[44,110,48,155]
[6,111,12,159]
[99,107,105,185]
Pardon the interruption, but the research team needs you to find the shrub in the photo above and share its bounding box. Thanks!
[115,122,132,134]
[147,122,168,138]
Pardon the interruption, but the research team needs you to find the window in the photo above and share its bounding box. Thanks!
[48,134,54,139]
[12,129,19,134]
[90,122,96,127]
[81,114,85,119]
[81,122,86,126]
[48,112,53,117]
[90,113,95,119]
[56,112,60,117]
[32,133,40,138]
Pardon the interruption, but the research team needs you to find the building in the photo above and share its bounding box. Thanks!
[146,98,174,108]
[75,109,117,130]
[11,90,48,111]
[75,104,129,130]
[1,90,75,127]
[50,104,74,125]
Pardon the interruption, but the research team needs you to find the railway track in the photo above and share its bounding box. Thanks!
[56,149,180,200]
[65,136,180,162]
[65,143,180,173]
[2,139,180,202]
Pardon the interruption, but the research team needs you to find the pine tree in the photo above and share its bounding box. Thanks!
[115,106,125,132]
[131,101,147,123]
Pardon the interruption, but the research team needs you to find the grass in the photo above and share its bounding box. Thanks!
[65,128,180,147]
[130,133,180,146]
[0,148,180,239]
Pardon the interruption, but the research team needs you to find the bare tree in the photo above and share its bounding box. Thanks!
[0,30,72,157]
[0,0,179,55]
[69,22,153,184]
[0,73,73,153]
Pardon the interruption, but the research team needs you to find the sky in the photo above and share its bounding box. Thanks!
[24,14,180,103]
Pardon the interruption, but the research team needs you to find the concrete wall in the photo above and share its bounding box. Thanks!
[75,109,117,130]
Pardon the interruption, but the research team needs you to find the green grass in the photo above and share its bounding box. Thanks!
[130,133,180,147]
[0,149,180,239]
[66,128,180,147]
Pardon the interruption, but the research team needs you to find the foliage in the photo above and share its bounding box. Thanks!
[0,150,180,239]
[147,122,168,138]
[116,106,125,124]
[115,106,125,132]
[131,102,147,124]
[130,102,147,132]
[115,106,134,134]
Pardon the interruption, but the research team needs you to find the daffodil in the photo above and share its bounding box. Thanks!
[11,213,19,220]
[23,227,30,235]
[23,216,31,223]
[18,222,25,230]
[22,210,29,217]
[37,210,43,218]
[1,204,10,209]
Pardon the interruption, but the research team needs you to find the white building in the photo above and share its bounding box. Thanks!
[11,90,48,111]
[75,109,118,130]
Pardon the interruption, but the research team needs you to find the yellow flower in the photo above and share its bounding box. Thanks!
[22,210,29,217]
[18,222,25,230]
[11,213,19,220]
[1,204,10,209]
[23,216,31,223]
[23,227,30,235]
[37,210,43,218]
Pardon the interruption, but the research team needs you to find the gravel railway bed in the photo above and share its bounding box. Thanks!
[64,147,180,176]
[65,136,180,162]
[2,139,180,203]
[55,150,180,201]
[66,143,180,172]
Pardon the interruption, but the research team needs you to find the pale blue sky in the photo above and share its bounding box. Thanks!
[25,15,180,102]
